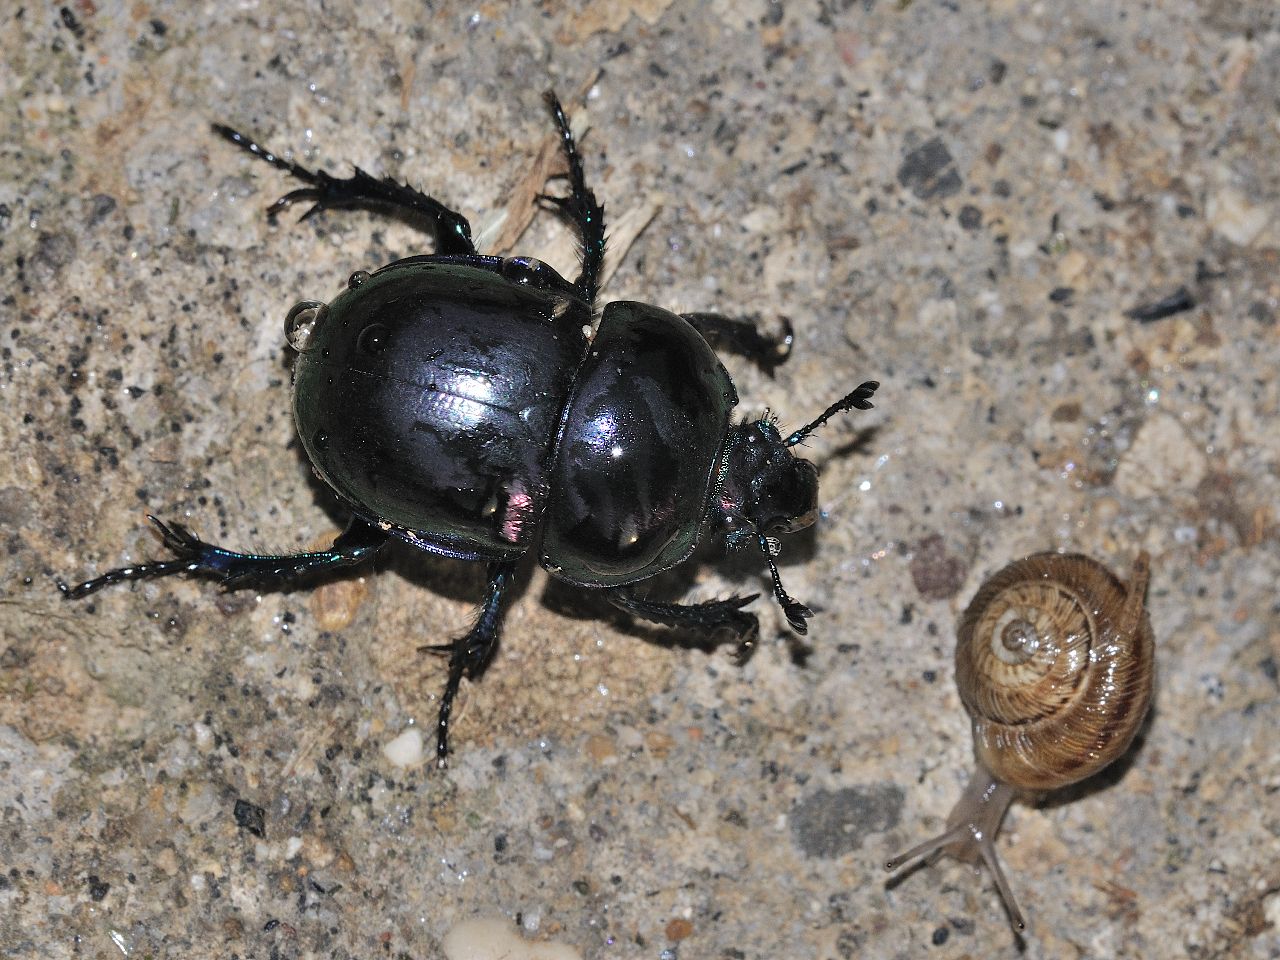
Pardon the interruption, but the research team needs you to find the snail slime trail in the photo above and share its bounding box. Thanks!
[59,91,880,767]
[887,552,1155,933]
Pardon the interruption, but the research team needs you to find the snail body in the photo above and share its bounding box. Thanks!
[887,551,1154,932]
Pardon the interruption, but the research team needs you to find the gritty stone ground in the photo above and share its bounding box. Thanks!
[2,2,1278,958]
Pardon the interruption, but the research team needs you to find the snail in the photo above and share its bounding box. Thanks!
[885,551,1154,932]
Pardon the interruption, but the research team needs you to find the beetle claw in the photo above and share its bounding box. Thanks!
[732,622,761,666]
[149,515,202,555]
[418,642,454,656]
[782,599,814,635]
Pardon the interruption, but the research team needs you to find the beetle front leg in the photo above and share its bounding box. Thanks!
[680,312,794,375]
[422,560,518,769]
[213,124,476,256]
[606,590,762,665]
[59,515,389,598]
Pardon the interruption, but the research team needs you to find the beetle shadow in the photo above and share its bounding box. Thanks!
[382,540,501,608]
[807,423,881,470]
[268,204,444,259]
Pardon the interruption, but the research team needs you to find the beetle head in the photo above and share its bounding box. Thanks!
[713,381,878,634]
[716,419,820,544]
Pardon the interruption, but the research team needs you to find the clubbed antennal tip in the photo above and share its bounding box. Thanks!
[784,380,878,447]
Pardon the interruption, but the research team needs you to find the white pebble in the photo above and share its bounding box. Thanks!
[442,917,582,960]
[381,727,425,768]
[1208,183,1270,246]
[191,722,215,752]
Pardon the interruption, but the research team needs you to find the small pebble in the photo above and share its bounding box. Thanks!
[665,918,694,940]
[442,917,582,960]
[382,727,425,768]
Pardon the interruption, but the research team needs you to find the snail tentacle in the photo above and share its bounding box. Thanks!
[886,765,1024,932]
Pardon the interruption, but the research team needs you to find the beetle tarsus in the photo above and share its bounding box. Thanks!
[214,123,476,256]
[541,91,606,309]
[432,561,517,768]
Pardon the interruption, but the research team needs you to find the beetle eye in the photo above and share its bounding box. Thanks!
[768,460,819,533]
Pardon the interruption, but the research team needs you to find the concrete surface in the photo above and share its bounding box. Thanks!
[2,1,1278,958]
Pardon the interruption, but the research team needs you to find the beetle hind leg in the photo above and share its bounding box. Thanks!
[213,124,476,256]
[606,590,763,664]
[421,561,518,769]
[59,515,388,598]
[540,91,606,309]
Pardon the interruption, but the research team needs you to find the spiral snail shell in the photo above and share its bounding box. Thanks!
[886,551,1154,932]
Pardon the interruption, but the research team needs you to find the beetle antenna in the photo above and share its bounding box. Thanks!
[759,534,813,634]
[784,380,878,447]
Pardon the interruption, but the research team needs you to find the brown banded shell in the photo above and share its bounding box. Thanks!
[955,552,1155,791]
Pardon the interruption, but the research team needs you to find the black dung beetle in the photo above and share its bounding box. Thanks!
[62,92,878,766]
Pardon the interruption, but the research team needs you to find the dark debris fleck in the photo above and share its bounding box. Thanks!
[59,6,85,39]
[233,798,266,838]
[898,138,963,201]
[1125,286,1195,323]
